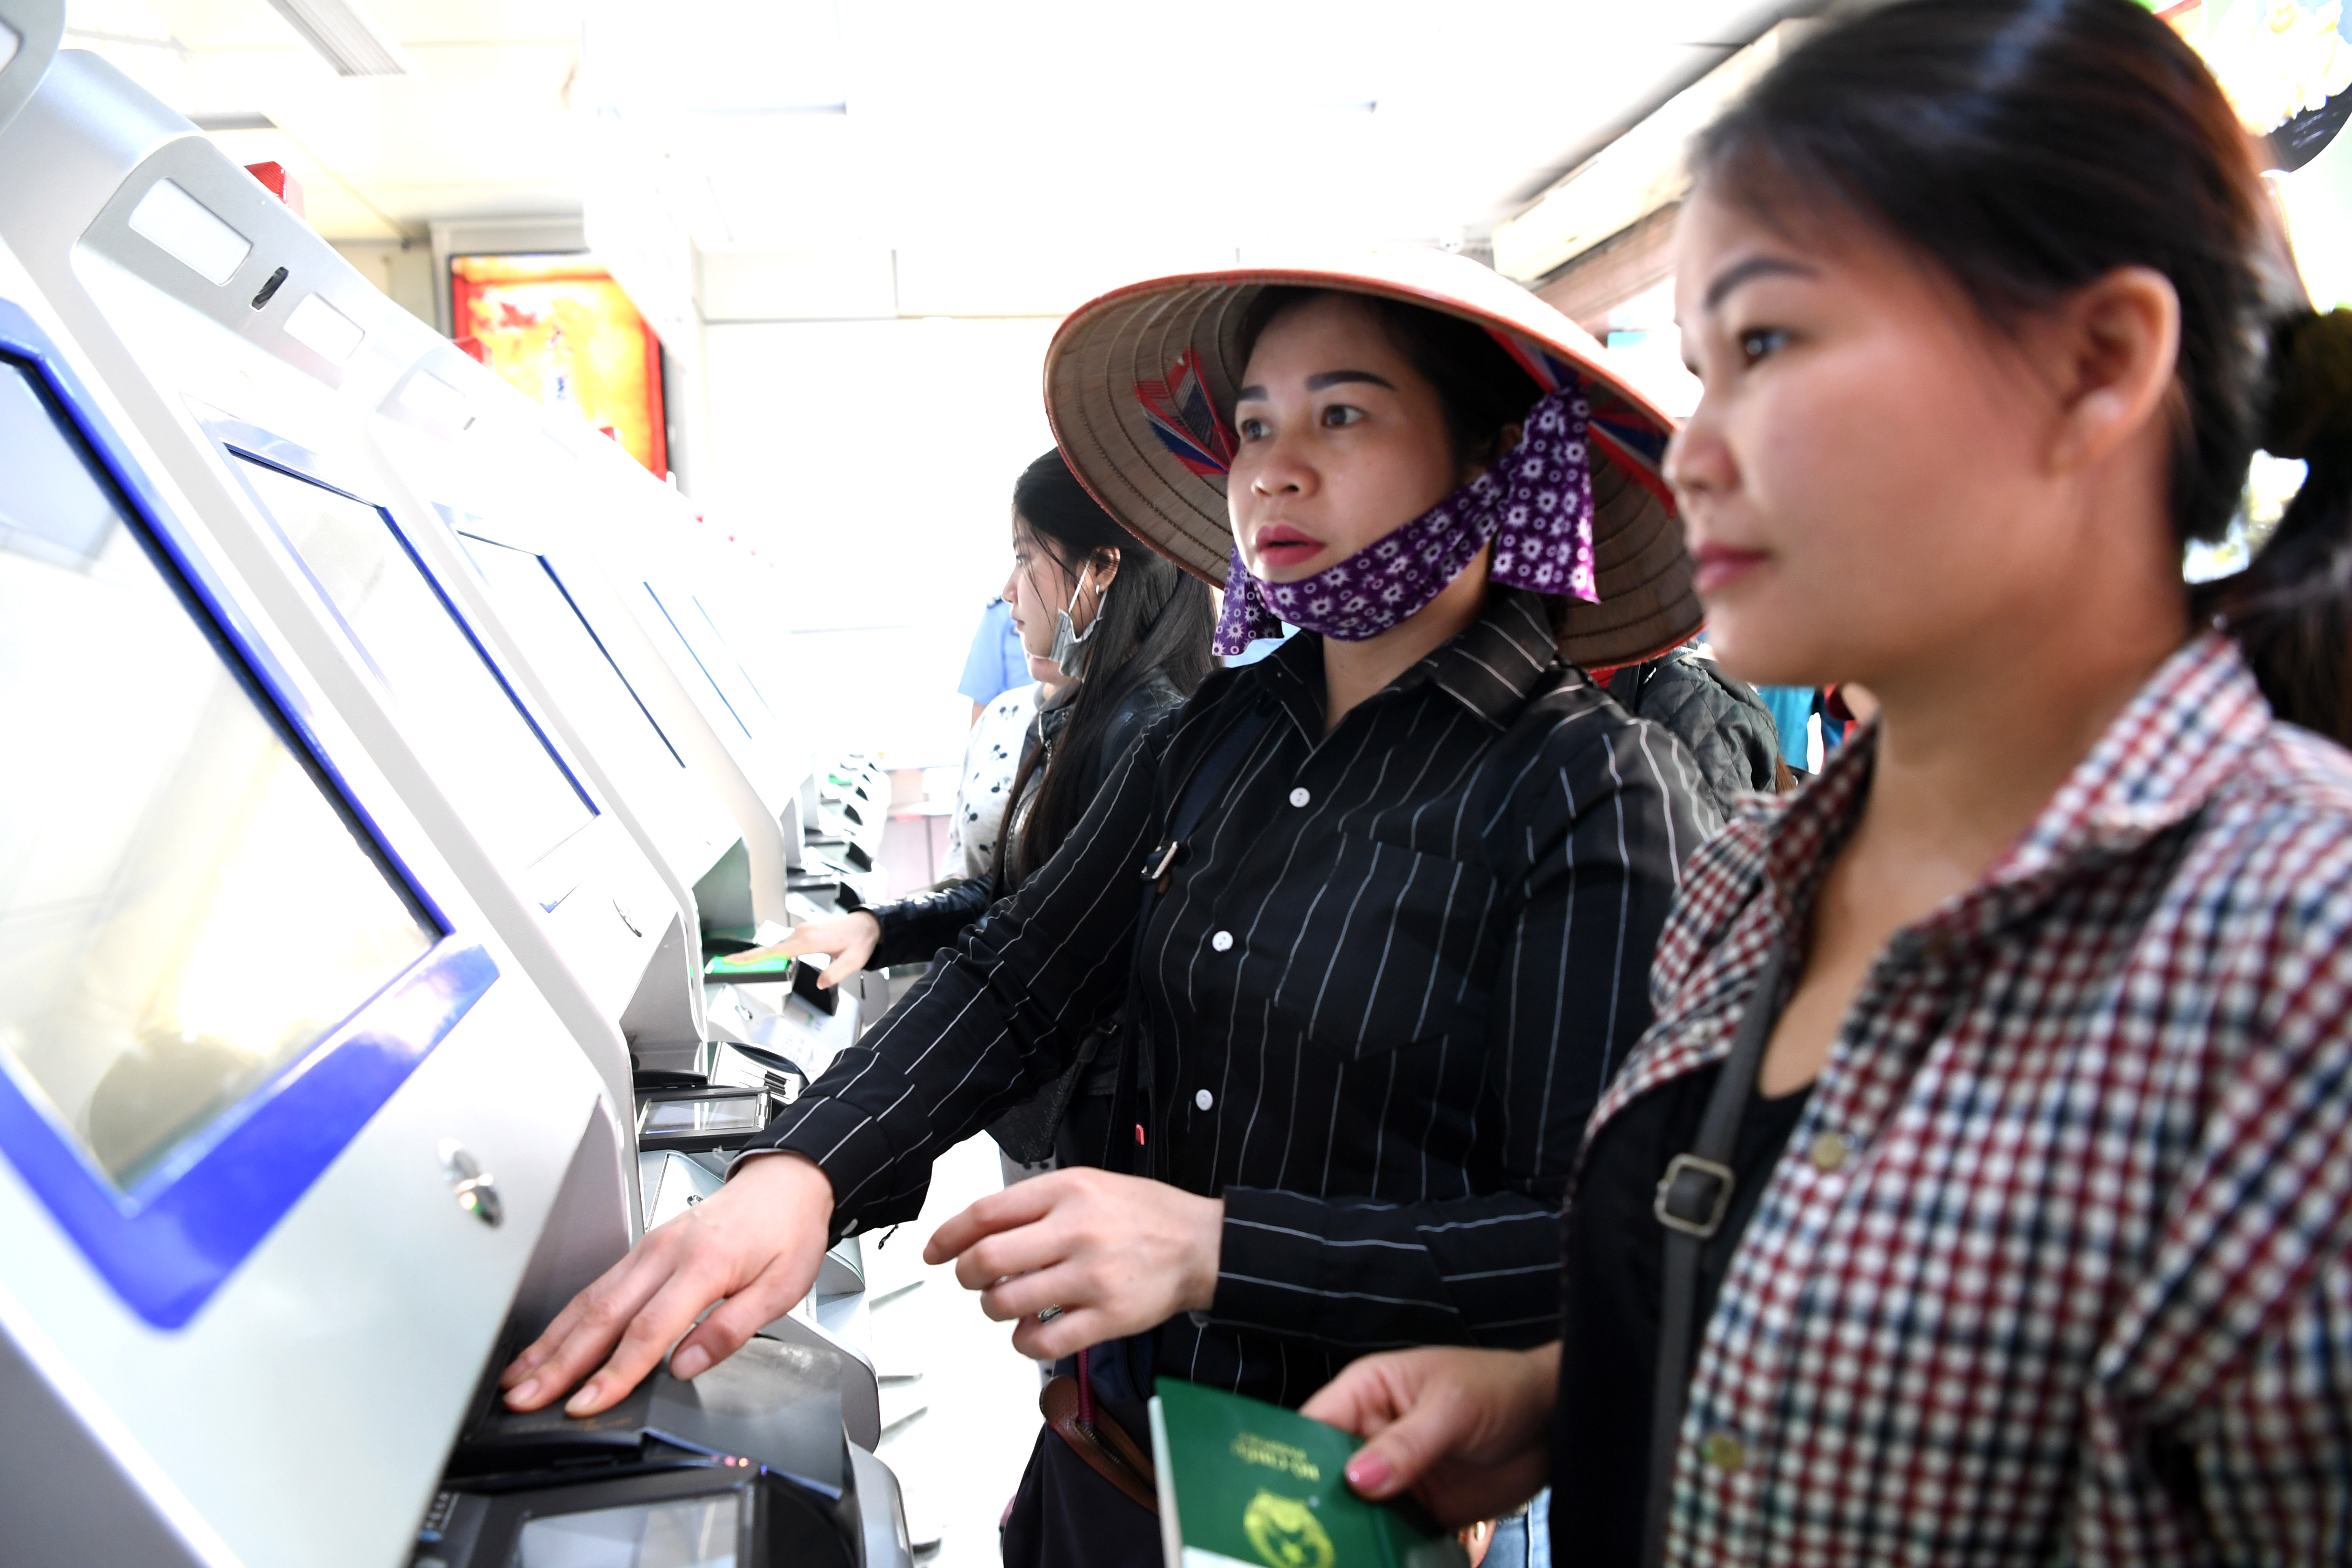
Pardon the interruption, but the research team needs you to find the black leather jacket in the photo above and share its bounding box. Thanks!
[865,670,1186,970]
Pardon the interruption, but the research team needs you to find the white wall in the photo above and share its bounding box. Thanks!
[328,240,439,332]
[697,316,1062,770]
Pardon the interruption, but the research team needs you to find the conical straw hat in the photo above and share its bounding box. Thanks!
[1044,247,1699,669]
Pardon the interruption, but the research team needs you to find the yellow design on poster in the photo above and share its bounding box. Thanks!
[449,253,667,476]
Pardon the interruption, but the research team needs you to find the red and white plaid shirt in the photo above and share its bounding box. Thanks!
[1591,632,2352,1565]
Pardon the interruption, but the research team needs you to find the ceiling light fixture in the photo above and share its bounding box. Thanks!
[262,0,411,78]
[191,112,278,131]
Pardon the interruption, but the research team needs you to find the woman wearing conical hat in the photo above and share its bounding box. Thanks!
[501,248,1718,1564]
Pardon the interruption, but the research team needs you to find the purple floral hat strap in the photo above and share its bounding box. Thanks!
[1485,384,1598,603]
[1209,384,1597,656]
[1216,546,1283,654]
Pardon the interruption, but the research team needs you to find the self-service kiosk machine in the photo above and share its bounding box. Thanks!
[0,25,907,1567]
[360,339,872,1090]
[0,53,659,1142]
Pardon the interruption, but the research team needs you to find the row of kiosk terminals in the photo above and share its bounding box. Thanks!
[0,5,920,1563]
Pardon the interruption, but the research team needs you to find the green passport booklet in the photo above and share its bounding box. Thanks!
[1148,1380,1469,1568]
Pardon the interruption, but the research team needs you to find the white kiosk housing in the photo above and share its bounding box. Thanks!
[0,16,906,1565]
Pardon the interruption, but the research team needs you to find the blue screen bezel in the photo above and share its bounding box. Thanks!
[644,580,753,739]
[204,417,602,830]
[438,506,687,771]
[0,296,499,1330]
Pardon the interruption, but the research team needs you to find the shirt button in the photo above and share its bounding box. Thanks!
[1195,1089,1214,1111]
[1211,930,1233,952]
[1288,787,1311,808]
[1808,1130,1853,1173]
[1701,1432,1747,1473]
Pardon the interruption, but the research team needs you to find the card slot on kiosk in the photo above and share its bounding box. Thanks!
[636,1085,771,1154]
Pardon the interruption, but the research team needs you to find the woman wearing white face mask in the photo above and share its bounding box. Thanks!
[749,451,1212,1021]
[498,251,1717,1566]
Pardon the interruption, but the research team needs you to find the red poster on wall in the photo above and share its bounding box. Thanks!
[449,253,668,476]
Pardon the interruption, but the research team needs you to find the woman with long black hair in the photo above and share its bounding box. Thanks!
[1304,3,2352,1563]
[759,452,1211,1007]
[761,449,1212,1170]
[499,251,1718,1565]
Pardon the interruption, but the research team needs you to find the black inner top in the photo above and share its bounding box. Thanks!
[1552,1062,1815,1566]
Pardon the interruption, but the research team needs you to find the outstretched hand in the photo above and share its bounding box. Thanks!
[922,1167,1224,1361]
[728,913,881,991]
[1299,1343,1559,1529]
[499,1152,836,1417]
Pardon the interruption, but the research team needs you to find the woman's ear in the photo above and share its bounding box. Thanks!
[1093,546,1122,591]
[2044,264,2180,475]
[1463,423,1524,485]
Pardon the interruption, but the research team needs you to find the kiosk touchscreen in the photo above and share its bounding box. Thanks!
[0,49,701,1131]
[0,256,624,1568]
[0,51,904,1568]
[365,380,751,934]
[553,449,816,864]
[450,525,714,886]
[226,444,597,904]
[362,365,854,1068]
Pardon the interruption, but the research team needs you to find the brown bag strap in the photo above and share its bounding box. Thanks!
[1038,1375,1157,1514]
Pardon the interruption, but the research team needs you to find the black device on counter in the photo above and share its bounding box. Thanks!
[416,1338,859,1568]
[802,840,873,875]
[702,953,838,1021]
[413,1463,852,1568]
[636,1086,772,1154]
[700,950,839,1021]
[792,953,838,1017]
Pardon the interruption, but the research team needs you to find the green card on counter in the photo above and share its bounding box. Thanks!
[703,950,797,979]
[1148,1380,1468,1568]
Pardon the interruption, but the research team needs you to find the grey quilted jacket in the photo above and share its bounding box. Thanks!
[1602,645,1786,815]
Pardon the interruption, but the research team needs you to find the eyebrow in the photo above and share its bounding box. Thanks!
[1702,254,1819,312]
[1233,369,1397,403]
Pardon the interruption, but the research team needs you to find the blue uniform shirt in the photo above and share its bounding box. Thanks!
[957,599,1029,705]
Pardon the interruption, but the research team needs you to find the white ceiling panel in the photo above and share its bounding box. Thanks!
[55,0,1813,306]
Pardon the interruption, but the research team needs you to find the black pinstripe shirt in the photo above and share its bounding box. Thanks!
[753,588,1718,1407]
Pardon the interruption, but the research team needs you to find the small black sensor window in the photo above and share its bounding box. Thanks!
[249,266,288,310]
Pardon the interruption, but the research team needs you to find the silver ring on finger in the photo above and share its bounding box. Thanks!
[1035,1305,1064,1322]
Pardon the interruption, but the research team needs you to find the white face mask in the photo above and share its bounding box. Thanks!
[1049,564,1108,681]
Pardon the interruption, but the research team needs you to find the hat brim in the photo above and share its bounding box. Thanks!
[1045,247,1701,670]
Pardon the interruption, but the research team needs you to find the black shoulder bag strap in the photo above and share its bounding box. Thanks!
[1642,935,1789,1568]
[1105,702,1273,1176]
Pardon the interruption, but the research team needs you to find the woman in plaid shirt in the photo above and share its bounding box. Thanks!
[1307,1,2352,1563]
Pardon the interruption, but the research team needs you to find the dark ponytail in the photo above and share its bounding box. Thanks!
[2201,310,2352,741]
[1695,0,2352,741]
[1003,449,1214,880]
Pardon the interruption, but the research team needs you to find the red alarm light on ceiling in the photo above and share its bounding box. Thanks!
[243,162,305,218]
